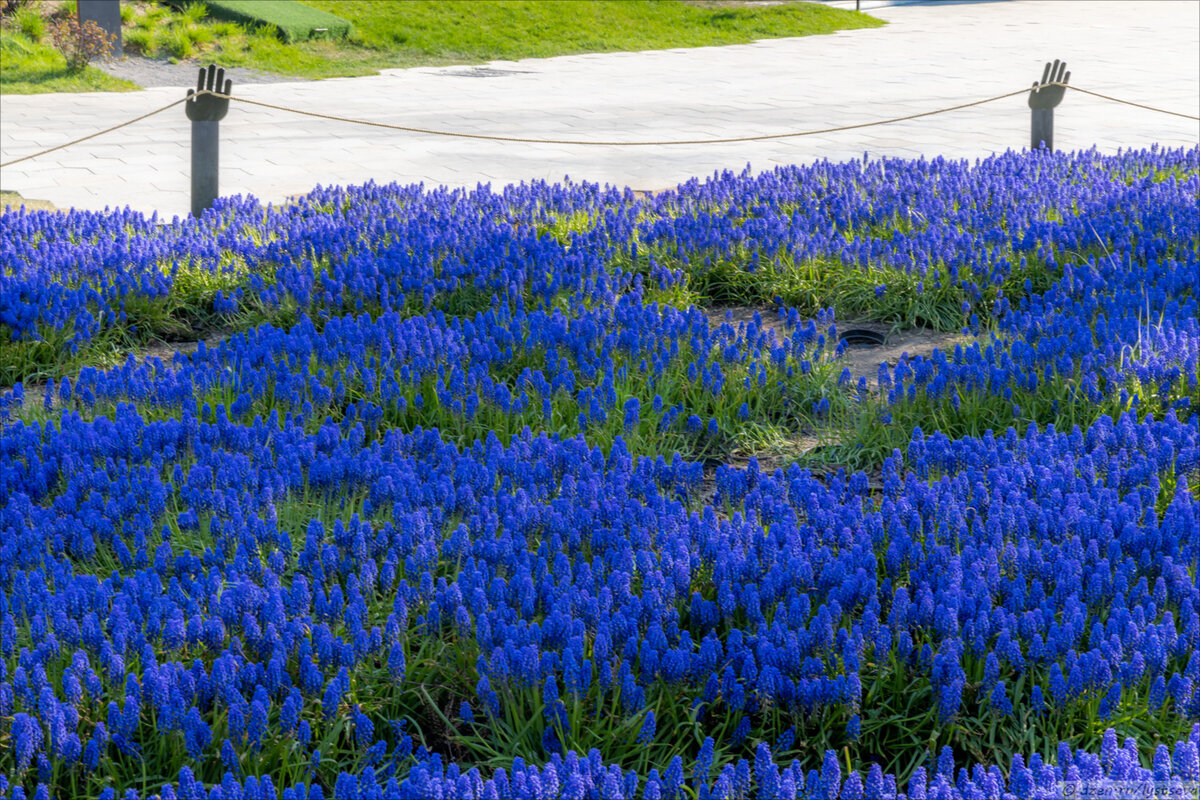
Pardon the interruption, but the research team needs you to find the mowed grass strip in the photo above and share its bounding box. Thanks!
[180,0,352,43]
[218,0,885,79]
[306,0,884,63]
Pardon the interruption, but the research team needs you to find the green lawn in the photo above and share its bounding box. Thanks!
[0,28,139,94]
[263,0,882,77]
[207,0,885,80]
[2,1,882,93]
[301,0,885,67]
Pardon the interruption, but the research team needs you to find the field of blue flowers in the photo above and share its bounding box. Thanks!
[0,146,1197,799]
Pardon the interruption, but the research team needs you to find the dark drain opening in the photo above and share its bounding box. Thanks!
[839,328,887,346]
[446,68,535,78]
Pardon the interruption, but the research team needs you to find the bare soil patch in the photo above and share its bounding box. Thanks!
[703,307,966,386]
[835,320,968,387]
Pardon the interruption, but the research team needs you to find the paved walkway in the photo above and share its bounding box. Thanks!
[1,0,1197,218]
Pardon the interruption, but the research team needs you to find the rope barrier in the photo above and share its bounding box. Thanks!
[216,85,1038,145]
[1061,85,1200,122]
[1,82,1196,169]
[0,96,191,168]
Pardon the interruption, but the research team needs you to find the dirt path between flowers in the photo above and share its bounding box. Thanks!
[3,333,227,414]
[8,304,957,507]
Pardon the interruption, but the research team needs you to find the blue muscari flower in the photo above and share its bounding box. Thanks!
[220,738,239,774]
[908,766,928,800]
[387,642,406,683]
[322,667,350,720]
[819,750,841,800]
[623,397,640,429]
[846,715,861,741]
[711,766,735,800]
[983,652,1000,690]
[865,764,885,799]
[988,682,1013,716]
[1176,740,1200,781]
[937,678,963,723]
[1168,673,1193,709]
[664,756,684,799]
[1098,683,1122,720]
[183,707,211,759]
[1153,744,1173,782]
[1009,754,1034,797]
[1067,663,1086,697]
[935,746,955,780]
[842,771,864,800]
[1049,663,1068,706]
[352,705,374,749]
[477,676,501,717]
[248,698,269,751]
[693,737,714,788]
[754,742,780,799]
[1031,685,1046,715]
[12,713,42,772]
[297,719,313,747]
[333,772,358,800]
[637,711,656,744]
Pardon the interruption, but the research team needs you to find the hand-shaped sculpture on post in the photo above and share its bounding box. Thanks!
[1028,59,1069,151]
[187,64,231,122]
[187,65,232,217]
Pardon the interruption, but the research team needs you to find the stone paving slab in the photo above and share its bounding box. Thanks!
[1,0,1197,218]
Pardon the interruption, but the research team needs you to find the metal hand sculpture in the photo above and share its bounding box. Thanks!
[1028,59,1070,110]
[186,64,232,123]
[186,65,233,217]
[1028,59,1068,151]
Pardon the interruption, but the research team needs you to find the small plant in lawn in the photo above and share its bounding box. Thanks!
[46,15,113,71]
[11,3,43,40]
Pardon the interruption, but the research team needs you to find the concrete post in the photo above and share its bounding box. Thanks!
[77,0,122,58]
[191,121,220,218]
[1030,108,1053,151]
[185,65,232,218]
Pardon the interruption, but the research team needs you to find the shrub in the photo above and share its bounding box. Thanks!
[0,0,32,17]
[46,16,114,71]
